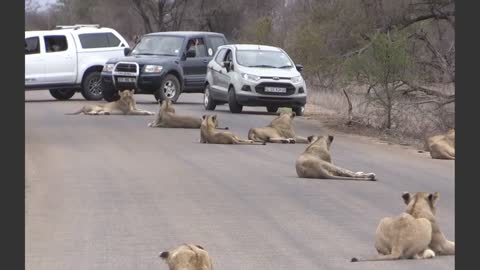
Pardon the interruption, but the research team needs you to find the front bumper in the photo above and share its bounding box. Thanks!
[234,79,307,107]
[101,62,166,93]
[235,93,306,107]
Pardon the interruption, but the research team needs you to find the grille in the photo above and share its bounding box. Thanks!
[259,76,290,80]
[255,82,296,96]
[115,63,138,73]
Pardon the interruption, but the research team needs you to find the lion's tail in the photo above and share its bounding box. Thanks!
[65,108,84,115]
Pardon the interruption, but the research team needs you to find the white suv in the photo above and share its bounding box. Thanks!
[204,44,307,115]
[25,24,129,100]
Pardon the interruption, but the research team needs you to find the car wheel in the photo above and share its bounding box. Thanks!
[101,81,119,102]
[81,71,103,100]
[266,106,278,113]
[49,89,76,100]
[154,74,181,103]
[293,106,305,116]
[204,84,217,111]
[228,87,243,113]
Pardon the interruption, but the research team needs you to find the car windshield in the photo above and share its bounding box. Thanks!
[235,50,294,68]
[131,36,184,56]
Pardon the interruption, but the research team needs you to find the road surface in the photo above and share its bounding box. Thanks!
[25,91,455,270]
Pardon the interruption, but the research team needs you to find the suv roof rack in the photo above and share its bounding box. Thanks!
[55,24,101,30]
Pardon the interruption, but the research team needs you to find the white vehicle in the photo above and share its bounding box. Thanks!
[25,24,130,100]
[204,44,307,115]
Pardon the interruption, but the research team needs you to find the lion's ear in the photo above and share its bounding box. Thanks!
[291,112,296,118]
[307,136,315,143]
[159,251,169,259]
[212,114,217,121]
[328,135,334,143]
[130,89,135,95]
[202,115,207,120]
[428,192,439,205]
[402,192,411,205]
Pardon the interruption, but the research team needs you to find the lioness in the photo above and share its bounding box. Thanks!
[351,192,455,262]
[200,114,265,145]
[295,135,376,180]
[425,129,455,160]
[159,244,213,270]
[66,89,154,115]
[148,99,202,128]
[248,111,309,144]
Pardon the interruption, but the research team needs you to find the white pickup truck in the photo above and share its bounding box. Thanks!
[25,25,130,100]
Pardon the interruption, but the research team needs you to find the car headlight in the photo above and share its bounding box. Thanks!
[143,65,163,73]
[103,63,115,72]
[242,73,261,82]
[291,76,303,84]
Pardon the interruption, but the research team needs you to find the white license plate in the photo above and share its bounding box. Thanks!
[117,77,136,83]
[264,87,287,93]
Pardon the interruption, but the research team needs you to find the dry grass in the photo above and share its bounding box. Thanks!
[304,84,455,148]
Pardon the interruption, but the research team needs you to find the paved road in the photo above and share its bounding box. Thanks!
[25,91,455,270]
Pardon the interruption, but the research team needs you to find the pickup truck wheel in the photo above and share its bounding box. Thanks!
[266,106,278,113]
[49,89,76,100]
[102,85,119,102]
[292,106,305,116]
[204,84,216,110]
[154,74,181,103]
[81,71,103,100]
[228,87,243,113]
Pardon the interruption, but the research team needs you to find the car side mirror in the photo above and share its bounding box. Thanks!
[295,64,304,72]
[124,47,131,56]
[186,49,196,58]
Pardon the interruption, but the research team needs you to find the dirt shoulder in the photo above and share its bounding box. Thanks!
[303,104,428,154]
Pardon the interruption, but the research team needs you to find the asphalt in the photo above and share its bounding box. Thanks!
[25,91,455,270]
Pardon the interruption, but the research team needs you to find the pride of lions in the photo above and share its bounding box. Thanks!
[67,91,455,269]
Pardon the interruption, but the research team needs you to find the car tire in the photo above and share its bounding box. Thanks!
[49,89,76,100]
[204,84,216,111]
[81,71,103,100]
[101,81,119,102]
[154,74,181,103]
[266,106,278,113]
[228,87,243,113]
[293,106,305,116]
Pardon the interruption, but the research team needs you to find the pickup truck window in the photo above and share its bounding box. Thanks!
[79,32,121,48]
[44,35,68,53]
[25,37,40,55]
[209,36,227,55]
[131,36,184,56]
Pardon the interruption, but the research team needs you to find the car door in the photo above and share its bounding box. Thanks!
[43,34,77,84]
[209,48,227,93]
[181,36,211,90]
[25,35,46,86]
[215,48,233,100]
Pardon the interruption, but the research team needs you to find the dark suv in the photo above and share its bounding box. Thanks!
[100,31,228,102]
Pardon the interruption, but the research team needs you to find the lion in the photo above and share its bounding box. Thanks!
[425,129,455,160]
[159,244,213,270]
[200,114,265,145]
[351,192,455,262]
[248,111,309,144]
[66,89,154,115]
[148,99,228,130]
[295,135,376,181]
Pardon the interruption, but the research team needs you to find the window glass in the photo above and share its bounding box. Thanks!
[131,35,184,56]
[106,33,121,47]
[214,48,227,64]
[25,37,40,55]
[235,50,294,68]
[208,36,227,55]
[79,33,111,48]
[44,35,68,53]
[186,38,207,58]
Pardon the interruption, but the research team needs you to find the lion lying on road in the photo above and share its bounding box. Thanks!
[248,111,309,144]
[66,89,154,115]
[295,135,376,180]
[351,192,455,262]
[148,99,202,128]
[425,129,455,160]
[200,114,265,145]
[159,243,213,270]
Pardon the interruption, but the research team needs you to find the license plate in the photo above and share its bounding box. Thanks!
[117,77,136,83]
[264,87,286,93]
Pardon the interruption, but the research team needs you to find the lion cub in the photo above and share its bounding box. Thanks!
[425,129,455,160]
[66,89,154,115]
[351,192,455,262]
[148,99,202,128]
[248,111,309,144]
[200,114,265,145]
[295,135,376,180]
[159,244,213,270]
